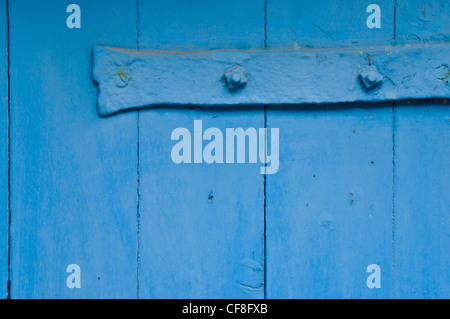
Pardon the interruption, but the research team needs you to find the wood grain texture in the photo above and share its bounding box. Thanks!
[396,0,449,44]
[267,0,395,49]
[266,105,394,298]
[394,0,450,298]
[9,0,138,298]
[0,0,7,300]
[393,100,450,298]
[266,0,395,298]
[137,0,265,298]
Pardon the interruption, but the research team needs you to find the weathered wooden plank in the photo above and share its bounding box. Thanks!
[266,105,394,298]
[394,0,450,298]
[267,0,395,49]
[393,100,450,298]
[0,0,8,299]
[10,0,138,298]
[396,0,449,44]
[266,0,395,298]
[138,0,265,298]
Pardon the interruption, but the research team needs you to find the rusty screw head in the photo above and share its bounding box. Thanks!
[114,70,130,88]
[359,65,383,90]
[223,66,247,91]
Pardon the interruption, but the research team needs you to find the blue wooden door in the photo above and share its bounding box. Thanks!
[1,0,449,298]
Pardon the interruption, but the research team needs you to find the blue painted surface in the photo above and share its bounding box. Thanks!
[394,100,450,298]
[266,0,396,298]
[394,0,450,298]
[137,0,265,298]
[9,0,138,298]
[396,0,450,44]
[0,0,7,300]
[266,104,394,298]
[2,0,449,299]
[93,44,450,115]
[265,0,449,299]
[267,0,395,49]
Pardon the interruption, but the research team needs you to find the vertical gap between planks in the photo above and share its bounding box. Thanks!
[263,0,267,300]
[136,0,141,300]
[6,0,11,300]
[391,101,396,299]
[391,0,397,299]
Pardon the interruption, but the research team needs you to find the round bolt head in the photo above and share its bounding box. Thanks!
[359,65,383,90]
[231,72,242,84]
[366,72,377,83]
[114,70,130,88]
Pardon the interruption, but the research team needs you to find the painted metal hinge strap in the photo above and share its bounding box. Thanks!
[93,44,450,116]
